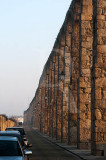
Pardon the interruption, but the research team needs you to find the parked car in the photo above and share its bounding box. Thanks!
[6,127,26,138]
[6,127,29,146]
[0,136,32,160]
[0,131,26,149]
[18,122,23,126]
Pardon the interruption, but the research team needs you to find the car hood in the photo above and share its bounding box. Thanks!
[0,157,23,160]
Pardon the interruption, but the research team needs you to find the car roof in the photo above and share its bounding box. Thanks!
[0,136,18,141]
[6,127,24,129]
[0,131,20,135]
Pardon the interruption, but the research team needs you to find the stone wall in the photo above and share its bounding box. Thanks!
[24,0,106,156]
[0,115,16,131]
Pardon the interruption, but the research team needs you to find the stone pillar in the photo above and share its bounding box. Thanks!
[0,115,7,131]
[52,52,56,138]
[61,27,69,143]
[46,66,50,135]
[38,87,42,132]
[68,0,81,145]
[77,0,93,149]
[44,67,49,134]
[49,59,53,137]
[41,76,46,133]
[56,31,65,140]
[34,89,39,130]
[0,115,3,131]
[91,0,106,156]
[3,116,6,131]
[53,42,59,139]
[51,58,54,138]
[37,89,41,131]
[34,90,38,130]
[64,9,73,145]
[51,55,55,138]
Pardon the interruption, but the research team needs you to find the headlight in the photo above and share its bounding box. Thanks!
[24,140,28,146]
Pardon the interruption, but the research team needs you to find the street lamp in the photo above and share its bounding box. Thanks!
[45,95,47,100]
[60,71,65,82]
[38,102,40,106]
[32,110,35,114]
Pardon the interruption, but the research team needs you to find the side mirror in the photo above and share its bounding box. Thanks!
[24,150,32,155]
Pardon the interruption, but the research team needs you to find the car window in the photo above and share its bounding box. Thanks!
[0,141,22,156]
[0,134,24,146]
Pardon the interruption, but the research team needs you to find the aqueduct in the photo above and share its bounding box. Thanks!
[24,0,106,156]
[0,115,16,131]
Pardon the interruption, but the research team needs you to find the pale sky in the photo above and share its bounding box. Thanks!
[0,0,72,116]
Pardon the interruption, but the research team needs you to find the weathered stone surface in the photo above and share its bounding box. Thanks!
[0,115,16,131]
[24,0,106,157]
[95,78,106,87]
[95,109,102,120]
[97,45,106,53]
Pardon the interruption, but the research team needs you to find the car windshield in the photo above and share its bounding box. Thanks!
[0,140,22,156]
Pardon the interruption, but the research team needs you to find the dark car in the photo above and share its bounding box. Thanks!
[0,136,32,160]
[6,127,28,145]
[19,122,23,126]
[6,127,26,137]
[0,131,26,149]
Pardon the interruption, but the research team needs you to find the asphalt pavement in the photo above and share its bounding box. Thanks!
[25,127,81,160]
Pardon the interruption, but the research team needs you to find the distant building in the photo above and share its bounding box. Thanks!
[10,116,24,126]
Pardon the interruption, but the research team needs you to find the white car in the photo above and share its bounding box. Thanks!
[0,136,32,160]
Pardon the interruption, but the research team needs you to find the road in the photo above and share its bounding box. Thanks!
[25,128,81,160]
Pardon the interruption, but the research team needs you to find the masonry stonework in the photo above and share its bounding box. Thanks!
[0,115,16,131]
[24,0,106,156]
